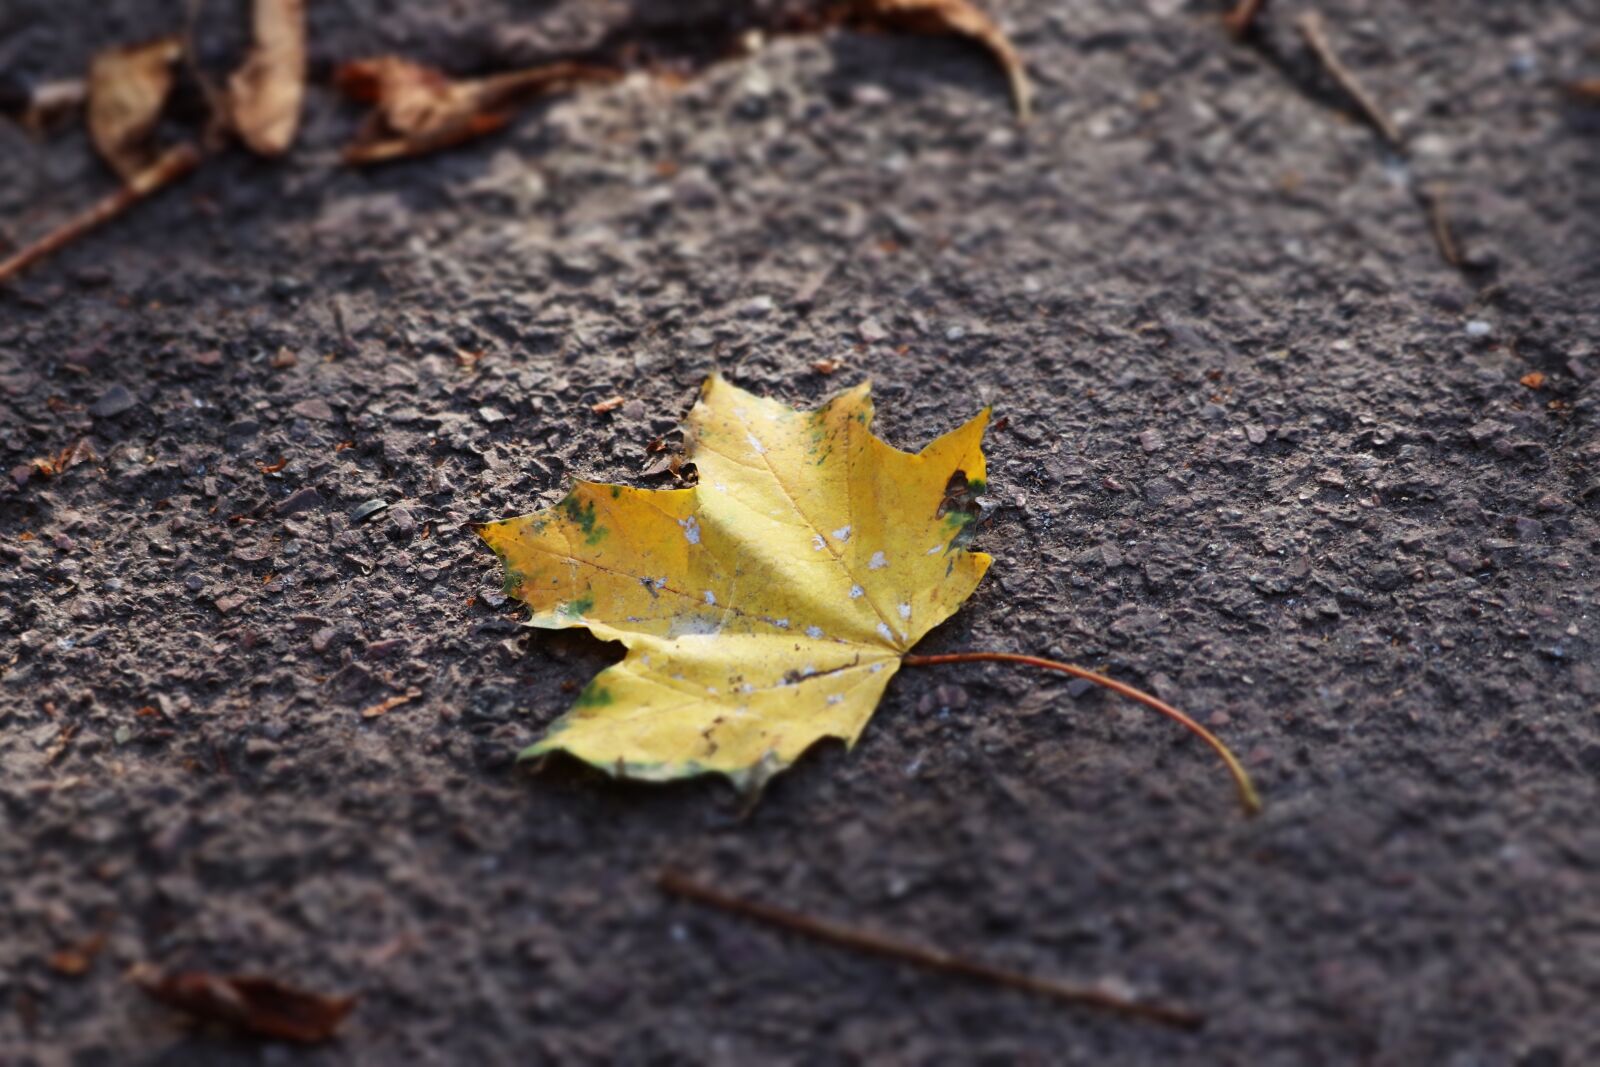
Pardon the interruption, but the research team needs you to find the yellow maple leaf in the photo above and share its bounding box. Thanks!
[478,374,991,793]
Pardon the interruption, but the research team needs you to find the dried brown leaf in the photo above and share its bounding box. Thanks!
[88,37,183,181]
[228,0,307,156]
[48,934,106,977]
[22,438,97,480]
[1567,79,1600,105]
[132,964,355,1045]
[334,57,619,165]
[851,0,1031,119]
[361,687,421,719]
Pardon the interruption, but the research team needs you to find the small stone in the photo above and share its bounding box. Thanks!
[215,594,246,615]
[244,737,279,761]
[1138,430,1162,453]
[477,406,507,425]
[739,295,774,319]
[276,487,322,516]
[311,627,338,653]
[192,349,223,367]
[1464,319,1493,338]
[916,683,969,715]
[90,384,138,418]
[1467,419,1509,444]
[1246,425,1268,445]
[389,507,418,536]
[350,498,388,523]
[858,317,888,343]
[291,397,335,422]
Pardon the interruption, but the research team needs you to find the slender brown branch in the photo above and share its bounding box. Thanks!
[1222,0,1270,38]
[1416,182,1462,268]
[903,651,1261,815]
[1295,10,1402,148]
[657,869,1204,1031]
[0,143,201,285]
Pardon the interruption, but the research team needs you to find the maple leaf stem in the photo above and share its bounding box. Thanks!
[658,868,1204,1030]
[901,651,1262,815]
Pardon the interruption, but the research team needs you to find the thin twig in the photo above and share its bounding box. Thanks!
[903,651,1261,815]
[0,144,202,285]
[1222,0,1270,38]
[332,295,355,355]
[1295,10,1402,148]
[1416,183,1462,268]
[657,869,1204,1031]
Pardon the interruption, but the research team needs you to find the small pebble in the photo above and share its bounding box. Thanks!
[90,384,138,418]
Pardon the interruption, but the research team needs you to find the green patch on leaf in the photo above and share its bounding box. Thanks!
[573,680,613,708]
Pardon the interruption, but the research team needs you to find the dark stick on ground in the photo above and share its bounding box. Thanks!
[656,868,1205,1031]
[1417,183,1463,268]
[1295,10,1402,148]
[1287,10,1472,271]
[1222,0,1270,38]
[332,295,355,355]
[0,143,201,285]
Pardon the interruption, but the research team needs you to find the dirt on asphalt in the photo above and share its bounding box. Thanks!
[2,1,1598,1063]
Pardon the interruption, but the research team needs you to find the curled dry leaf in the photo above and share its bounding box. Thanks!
[88,36,183,181]
[27,437,98,481]
[478,375,992,793]
[132,964,355,1045]
[334,57,619,164]
[228,0,307,155]
[850,0,1031,119]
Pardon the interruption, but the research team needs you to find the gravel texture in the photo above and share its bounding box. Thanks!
[2,1,1598,1063]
